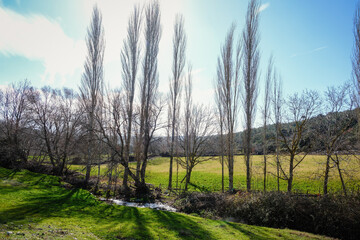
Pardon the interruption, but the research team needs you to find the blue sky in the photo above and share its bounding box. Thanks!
[0,0,357,127]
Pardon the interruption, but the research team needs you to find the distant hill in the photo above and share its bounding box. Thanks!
[152,109,359,156]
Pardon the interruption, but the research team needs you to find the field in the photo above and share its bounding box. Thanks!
[0,167,335,240]
[70,155,360,194]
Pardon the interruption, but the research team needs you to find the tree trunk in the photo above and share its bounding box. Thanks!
[168,155,173,190]
[323,155,331,195]
[288,154,294,193]
[276,124,280,192]
[176,157,179,189]
[185,166,193,190]
[335,155,347,196]
[228,154,233,191]
[221,155,224,193]
[263,154,267,192]
[245,127,252,192]
[168,110,177,190]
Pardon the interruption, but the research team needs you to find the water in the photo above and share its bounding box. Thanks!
[99,198,177,212]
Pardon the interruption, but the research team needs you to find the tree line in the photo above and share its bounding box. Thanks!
[1,0,360,196]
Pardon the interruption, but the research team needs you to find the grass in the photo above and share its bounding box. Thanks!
[0,167,334,240]
[69,155,360,194]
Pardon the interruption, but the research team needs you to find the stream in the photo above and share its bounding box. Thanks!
[99,198,177,212]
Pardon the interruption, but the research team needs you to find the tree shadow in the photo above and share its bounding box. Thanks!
[151,210,217,239]
[1,168,297,240]
[188,182,210,192]
[0,189,83,223]
[224,221,289,240]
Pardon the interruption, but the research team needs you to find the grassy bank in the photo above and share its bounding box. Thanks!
[0,167,333,239]
[70,155,360,194]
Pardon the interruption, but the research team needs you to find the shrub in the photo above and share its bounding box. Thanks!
[174,191,360,239]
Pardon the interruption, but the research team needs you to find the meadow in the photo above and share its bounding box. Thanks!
[70,155,360,194]
[0,167,334,240]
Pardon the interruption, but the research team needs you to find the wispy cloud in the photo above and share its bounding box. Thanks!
[191,68,205,76]
[0,6,85,84]
[258,3,270,13]
[291,46,328,58]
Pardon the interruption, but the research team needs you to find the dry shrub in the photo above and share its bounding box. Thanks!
[174,191,360,240]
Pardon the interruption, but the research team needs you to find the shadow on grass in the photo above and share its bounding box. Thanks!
[0,183,217,239]
[1,168,297,240]
[0,168,20,179]
[188,182,210,192]
[224,221,293,240]
[151,210,217,239]
[0,189,84,223]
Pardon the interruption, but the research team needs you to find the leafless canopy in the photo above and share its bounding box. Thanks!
[353,4,360,106]
[120,4,142,189]
[242,0,260,192]
[168,14,186,190]
[137,0,162,185]
[80,5,105,108]
[279,90,321,192]
[262,55,273,191]
[216,23,241,191]
[79,5,105,184]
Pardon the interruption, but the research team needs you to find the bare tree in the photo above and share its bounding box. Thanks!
[136,0,162,189]
[262,55,272,191]
[279,90,321,193]
[79,5,105,184]
[121,5,142,190]
[183,65,192,191]
[216,24,241,192]
[168,14,186,190]
[179,104,215,190]
[0,80,31,167]
[95,90,142,191]
[215,80,225,193]
[272,72,283,191]
[317,83,356,195]
[28,87,82,175]
[353,3,360,111]
[242,0,260,192]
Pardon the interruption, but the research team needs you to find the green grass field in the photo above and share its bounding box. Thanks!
[0,167,334,239]
[70,155,360,194]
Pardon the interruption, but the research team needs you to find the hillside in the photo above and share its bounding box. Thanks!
[153,108,359,156]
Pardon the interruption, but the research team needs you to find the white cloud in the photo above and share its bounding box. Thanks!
[0,6,86,85]
[0,0,184,88]
[291,46,328,58]
[258,3,270,13]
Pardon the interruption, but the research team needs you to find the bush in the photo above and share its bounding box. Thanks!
[174,191,360,240]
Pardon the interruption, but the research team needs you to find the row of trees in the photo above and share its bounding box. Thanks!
[1,0,360,196]
[214,0,360,194]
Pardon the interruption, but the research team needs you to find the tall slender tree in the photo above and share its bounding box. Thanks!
[262,55,272,191]
[272,71,283,191]
[168,14,186,190]
[79,5,105,184]
[121,5,142,190]
[215,81,225,193]
[352,3,360,133]
[216,24,241,192]
[183,65,192,191]
[137,0,162,186]
[242,0,260,192]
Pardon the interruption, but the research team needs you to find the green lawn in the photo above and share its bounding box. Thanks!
[0,167,333,240]
[69,155,360,194]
